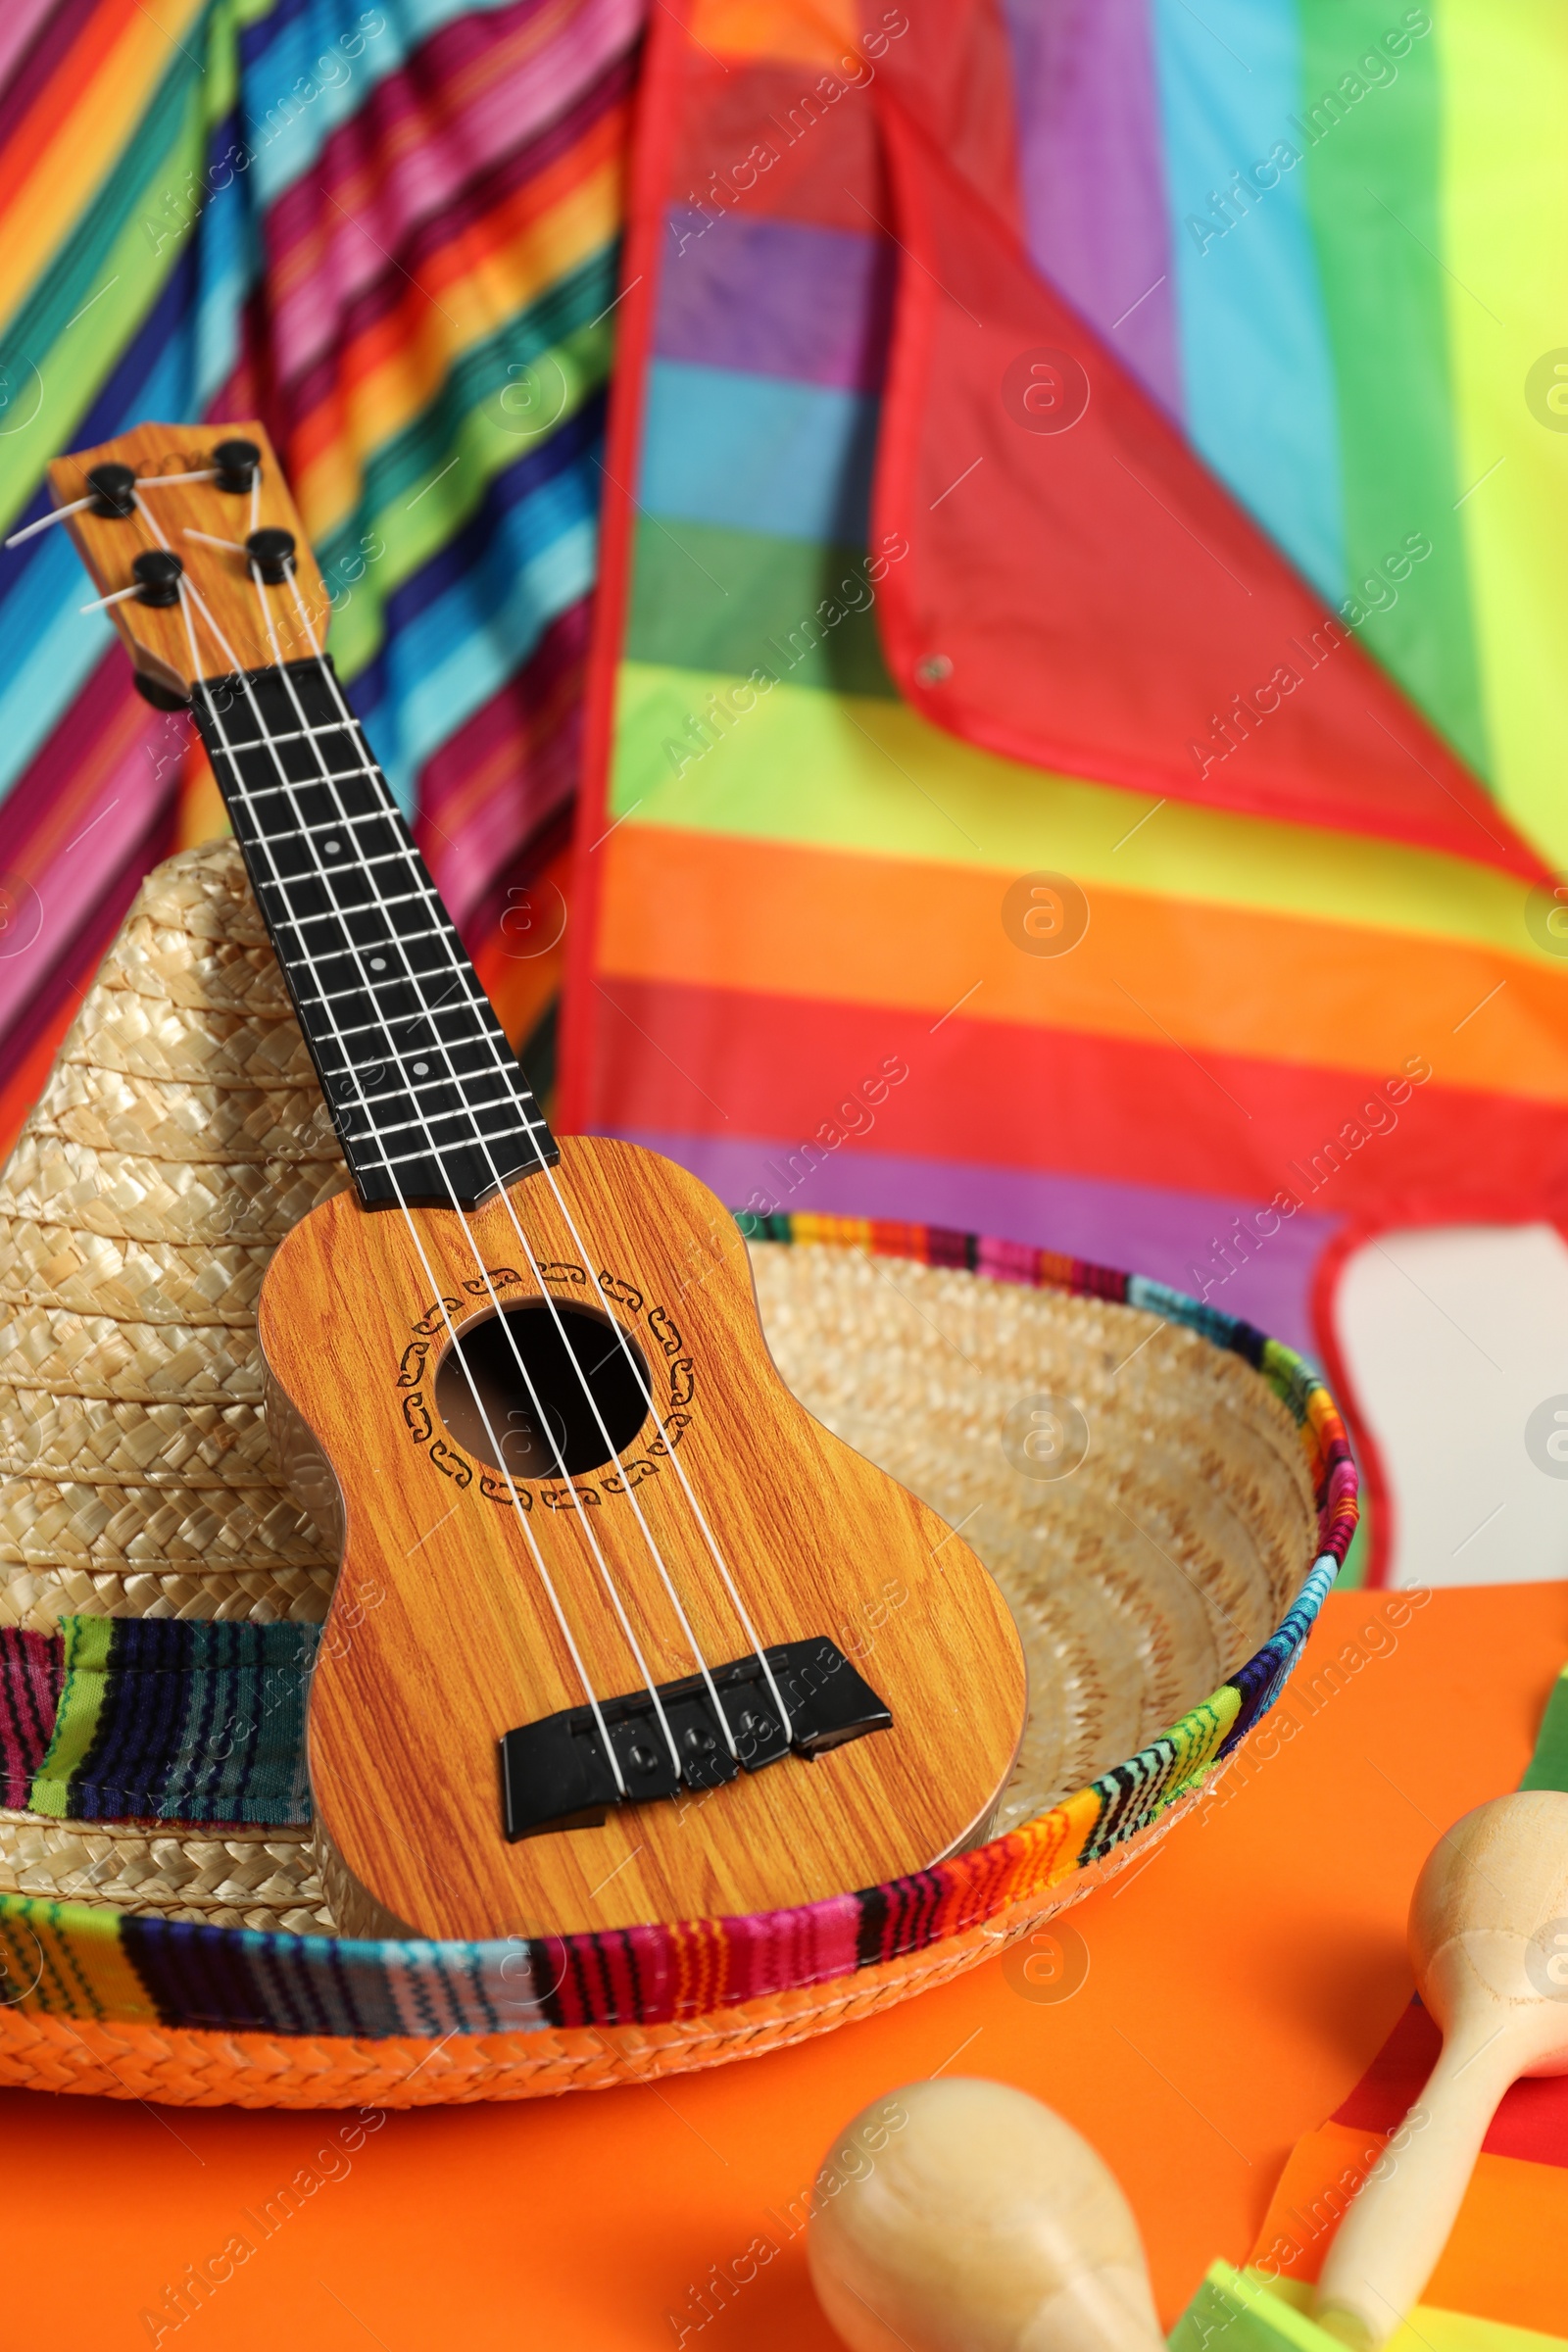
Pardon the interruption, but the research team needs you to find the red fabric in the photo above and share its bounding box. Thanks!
[868,97,1544,877]
[667,51,884,227]
[587,975,1568,1220]
[860,0,1024,230]
[1333,1998,1568,2169]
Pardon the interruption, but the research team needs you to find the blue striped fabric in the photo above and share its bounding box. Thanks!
[641,362,878,542]
[29,1620,318,1827]
[1150,0,1348,599]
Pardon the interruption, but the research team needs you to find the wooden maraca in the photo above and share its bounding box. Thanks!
[807,2078,1165,2352]
[1315,1789,1568,2347]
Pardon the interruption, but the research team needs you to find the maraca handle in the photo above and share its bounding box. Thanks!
[1314,2037,1511,2348]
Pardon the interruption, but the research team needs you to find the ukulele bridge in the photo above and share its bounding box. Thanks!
[500,1639,893,1839]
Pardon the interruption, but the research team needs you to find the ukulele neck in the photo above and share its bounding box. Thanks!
[191,655,557,1211]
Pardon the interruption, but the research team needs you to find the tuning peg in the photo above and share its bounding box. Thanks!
[808,2079,1165,2352]
[85,463,137,518]
[213,437,262,494]
[246,526,297,584]
[132,550,183,608]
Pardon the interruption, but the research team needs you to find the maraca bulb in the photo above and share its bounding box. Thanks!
[1411,1788,1568,2009]
[808,2079,1164,2352]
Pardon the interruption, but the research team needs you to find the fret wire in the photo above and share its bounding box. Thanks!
[222,754,417,839]
[225,775,395,819]
[228,787,385,824]
[228,760,383,789]
[260,886,445,925]
[308,991,496,1037]
[342,1130,552,1177]
[242,834,429,896]
[325,1100,554,1152]
[249,852,435,889]
[220,746,390,791]
[275,937,456,973]
[293,974,492,1015]
[239,814,419,849]
[316,1004,495,1049]
[343,1067,535,1110]
[340,1110,554,1155]
[216,717,362,751]
[260,887,443,921]
[337,1100,549,1149]
[292,965,482,1006]
[334,1065,537,1111]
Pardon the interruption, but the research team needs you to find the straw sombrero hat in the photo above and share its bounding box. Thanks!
[0,841,1352,2103]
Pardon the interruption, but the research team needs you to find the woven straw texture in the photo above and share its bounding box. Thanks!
[0,843,1352,2102]
[751,1246,1312,1835]
[0,843,344,1636]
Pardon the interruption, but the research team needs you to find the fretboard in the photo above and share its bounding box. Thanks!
[191,659,558,1211]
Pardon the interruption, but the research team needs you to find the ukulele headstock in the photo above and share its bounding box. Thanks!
[48,419,329,707]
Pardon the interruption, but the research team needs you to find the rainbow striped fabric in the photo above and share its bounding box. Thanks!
[1223,1655,1568,2344]
[0,0,640,1144]
[561,0,1568,1596]
[0,1221,1353,2035]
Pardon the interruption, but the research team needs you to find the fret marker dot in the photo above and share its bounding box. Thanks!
[370,957,387,971]
[414,1060,429,1075]
[324,838,342,855]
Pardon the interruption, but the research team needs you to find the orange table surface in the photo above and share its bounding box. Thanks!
[13,1580,1566,2347]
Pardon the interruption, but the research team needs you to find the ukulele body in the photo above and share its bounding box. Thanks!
[44,420,1026,1946]
[259,1136,1028,1941]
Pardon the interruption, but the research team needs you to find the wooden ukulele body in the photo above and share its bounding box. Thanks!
[260,1137,1027,1941]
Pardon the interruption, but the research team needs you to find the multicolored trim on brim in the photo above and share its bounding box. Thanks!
[0,1630,62,1809]
[0,1217,1354,2037]
[24,1619,317,1828]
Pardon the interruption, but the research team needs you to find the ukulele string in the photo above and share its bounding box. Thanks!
[170,572,637,1795]
[147,469,773,1769]
[141,477,772,1754]
[131,489,172,551]
[242,565,705,1777]
[275,577,751,1761]
[287,588,797,1746]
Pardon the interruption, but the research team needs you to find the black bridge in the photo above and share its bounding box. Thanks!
[500,1640,893,1839]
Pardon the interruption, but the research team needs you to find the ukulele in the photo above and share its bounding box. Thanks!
[46,421,1026,1942]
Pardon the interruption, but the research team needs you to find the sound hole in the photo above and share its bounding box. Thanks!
[435,1302,652,1480]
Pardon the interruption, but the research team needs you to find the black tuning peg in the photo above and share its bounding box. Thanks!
[246,526,296,584]
[212,438,261,494]
[131,549,183,608]
[85,464,136,518]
